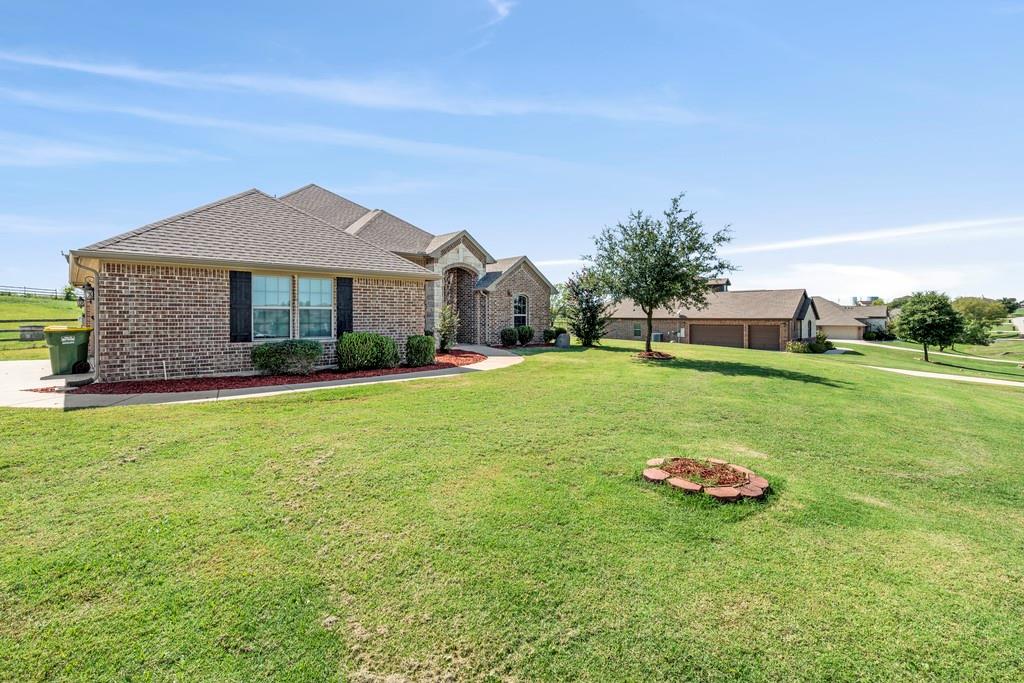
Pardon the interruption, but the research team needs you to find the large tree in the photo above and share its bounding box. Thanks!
[892,292,964,361]
[587,193,732,352]
[564,269,610,347]
[999,297,1021,315]
[953,296,1007,324]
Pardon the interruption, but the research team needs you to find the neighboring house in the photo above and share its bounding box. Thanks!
[68,185,553,382]
[606,288,819,351]
[813,297,889,340]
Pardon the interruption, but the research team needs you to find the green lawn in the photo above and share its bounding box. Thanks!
[0,296,80,361]
[827,343,1024,381]
[2,340,1023,681]
[870,339,1024,362]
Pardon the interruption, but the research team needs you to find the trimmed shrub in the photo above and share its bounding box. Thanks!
[251,339,323,375]
[405,335,436,367]
[808,341,827,353]
[553,326,568,337]
[500,327,519,346]
[542,328,557,343]
[786,340,811,353]
[814,331,835,351]
[338,332,399,371]
[516,325,534,345]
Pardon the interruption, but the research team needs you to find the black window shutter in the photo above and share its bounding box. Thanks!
[336,277,353,335]
[229,271,252,342]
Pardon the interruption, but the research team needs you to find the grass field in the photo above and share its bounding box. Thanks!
[827,343,1024,381]
[873,338,1024,362]
[1,340,1023,681]
[0,296,80,361]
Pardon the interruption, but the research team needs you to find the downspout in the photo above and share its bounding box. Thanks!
[70,254,102,379]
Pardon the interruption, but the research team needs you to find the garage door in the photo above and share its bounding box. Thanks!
[748,324,781,351]
[689,324,743,348]
[820,325,861,340]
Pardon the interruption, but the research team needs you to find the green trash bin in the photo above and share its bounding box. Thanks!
[43,325,92,375]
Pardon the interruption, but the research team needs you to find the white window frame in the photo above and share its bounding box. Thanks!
[513,294,528,328]
[252,274,292,340]
[298,277,334,339]
[633,322,642,337]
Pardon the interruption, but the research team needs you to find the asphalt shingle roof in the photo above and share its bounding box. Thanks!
[75,189,435,278]
[344,210,435,254]
[610,289,811,320]
[278,184,370,230]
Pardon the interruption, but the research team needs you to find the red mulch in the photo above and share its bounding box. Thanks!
[58,350,486,395]
[660,457,748,487]
[636,351,675,361]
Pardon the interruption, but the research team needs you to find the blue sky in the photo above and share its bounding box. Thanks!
[2,1,1023,302]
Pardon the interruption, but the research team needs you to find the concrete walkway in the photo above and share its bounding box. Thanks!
[835,339,1022,364]
[866,365,1024,389]
[0,344,522,410]
[1013,317,1024,336]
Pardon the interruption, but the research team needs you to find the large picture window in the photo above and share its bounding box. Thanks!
[252,275,292,339]
[299,277,333,338]
[513,294,528,328]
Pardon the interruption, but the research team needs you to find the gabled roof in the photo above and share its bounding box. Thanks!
[278,183,370,230]
[850,304,888,318]
[812,297,867,327]
[343,209,435,255]
[425,230,496,263]
[73,189,437,279]
[609,289,813,321]
[475,256,556,294]
[707,277,731,287]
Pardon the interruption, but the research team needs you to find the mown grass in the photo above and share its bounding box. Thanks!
[0,296,80,361]
[1,339,1023,681]
[869,339,1024,363]
[826,343,1024,381]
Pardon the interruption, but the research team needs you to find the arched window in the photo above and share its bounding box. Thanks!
[513,294,528,327]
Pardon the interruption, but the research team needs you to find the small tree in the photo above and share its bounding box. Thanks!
[892,292,964,361]
[437,304,459,352]
[958,319,993,346]
[565,268,610,347]
[588,193,732,352]
[549,282,568,326]
[999,297,1020,315]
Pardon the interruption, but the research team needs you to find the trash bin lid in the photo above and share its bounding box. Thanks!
[43,325,93,333]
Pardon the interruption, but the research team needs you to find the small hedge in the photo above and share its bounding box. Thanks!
[786,340,811,353]
[251,339,323,375]
[500,327,519,346]
[553,326,568,337]
[516,325,534,345]
[405,335,436,367]
[542,328,557,343]
[338,332,399,371]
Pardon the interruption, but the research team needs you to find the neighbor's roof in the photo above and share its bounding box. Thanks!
[476,256,556,294]
[73,189,437,279]
[610,289,812,320]
[812,297,867,327]
[850,304,888,318]
[707,277,731,287]
[606,300,680,319]
[278,183,370,230]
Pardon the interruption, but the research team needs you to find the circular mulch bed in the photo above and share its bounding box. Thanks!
[636,351,675,361]
[642,457,770,502]
[53,350,486,395]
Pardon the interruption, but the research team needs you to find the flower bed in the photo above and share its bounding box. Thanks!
[64,350,486,395]
[642,457,770,502]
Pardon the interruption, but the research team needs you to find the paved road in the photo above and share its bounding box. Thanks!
[867,365,1024,388]
[834,339,1021,364]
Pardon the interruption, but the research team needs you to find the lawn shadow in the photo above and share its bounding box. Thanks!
[930,360,1024,378]
[637,356,851,388]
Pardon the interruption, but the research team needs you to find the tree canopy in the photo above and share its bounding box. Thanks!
[953,296,1007,323]
[893,292,964,361]
[587,193,732,352]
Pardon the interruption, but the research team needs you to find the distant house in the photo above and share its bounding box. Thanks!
[606,287,818,351]
[813,297,889,340]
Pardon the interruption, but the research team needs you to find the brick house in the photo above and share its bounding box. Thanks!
[68,185,554,382]
[812,297,889,340]
[606,286,819,351]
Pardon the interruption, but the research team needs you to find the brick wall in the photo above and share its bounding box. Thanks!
[482,263,551,344]
[605,318,684,341]
[95,262,425,382]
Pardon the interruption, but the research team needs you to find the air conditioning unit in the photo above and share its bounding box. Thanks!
[652,332,663,342]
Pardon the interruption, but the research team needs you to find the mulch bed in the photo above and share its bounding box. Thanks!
[47,350,486,395]
[636,351,675,361]
[660,457,747,487]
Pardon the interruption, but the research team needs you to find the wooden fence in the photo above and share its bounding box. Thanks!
[0,285,62,298]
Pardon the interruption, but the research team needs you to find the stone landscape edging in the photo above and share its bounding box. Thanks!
[643,457,770,502]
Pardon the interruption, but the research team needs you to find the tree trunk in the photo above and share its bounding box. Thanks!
[645,311,654,353]
[923,343,929,362]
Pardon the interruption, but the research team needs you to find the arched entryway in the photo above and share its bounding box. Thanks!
[443,265,478,343]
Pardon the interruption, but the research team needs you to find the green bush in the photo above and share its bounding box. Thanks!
[808,341,827,353]
[542,328,557,343]
[516,325,534,345]
[814,331,834,350]
[337,332,399,371]
[500,327,519,346]
[786,340,811,353]
[405,335,436,367]
[251,339,323,375]
[553,326,568,337]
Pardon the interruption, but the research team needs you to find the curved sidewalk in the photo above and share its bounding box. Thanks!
[835,339,1022,364]
[866,365,1024,389]
[0,344,522,410]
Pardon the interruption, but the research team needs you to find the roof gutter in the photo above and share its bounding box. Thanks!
[68,249,441,281]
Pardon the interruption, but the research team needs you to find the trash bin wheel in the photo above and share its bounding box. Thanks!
[72,360,91,374]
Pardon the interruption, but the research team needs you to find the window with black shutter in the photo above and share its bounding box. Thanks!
[229,271,252,342]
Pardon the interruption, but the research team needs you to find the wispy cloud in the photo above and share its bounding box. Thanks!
[0,88,558,164]
[723,216,1024,254]
[0,131,210,167]
[484,0,515,26]
[0,50,701,124]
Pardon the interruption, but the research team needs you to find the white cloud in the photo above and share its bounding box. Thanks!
[0,88,557,164]
[0,131,209,167]
[724,216,1024,254]
[485,0,515,25]
[0,50,701,124]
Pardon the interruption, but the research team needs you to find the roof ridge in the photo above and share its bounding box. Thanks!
[266,197,433,276]
[345,209,381,235]
[83,188,264,251]
[277,182,319,200]
[375,209,436,239]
